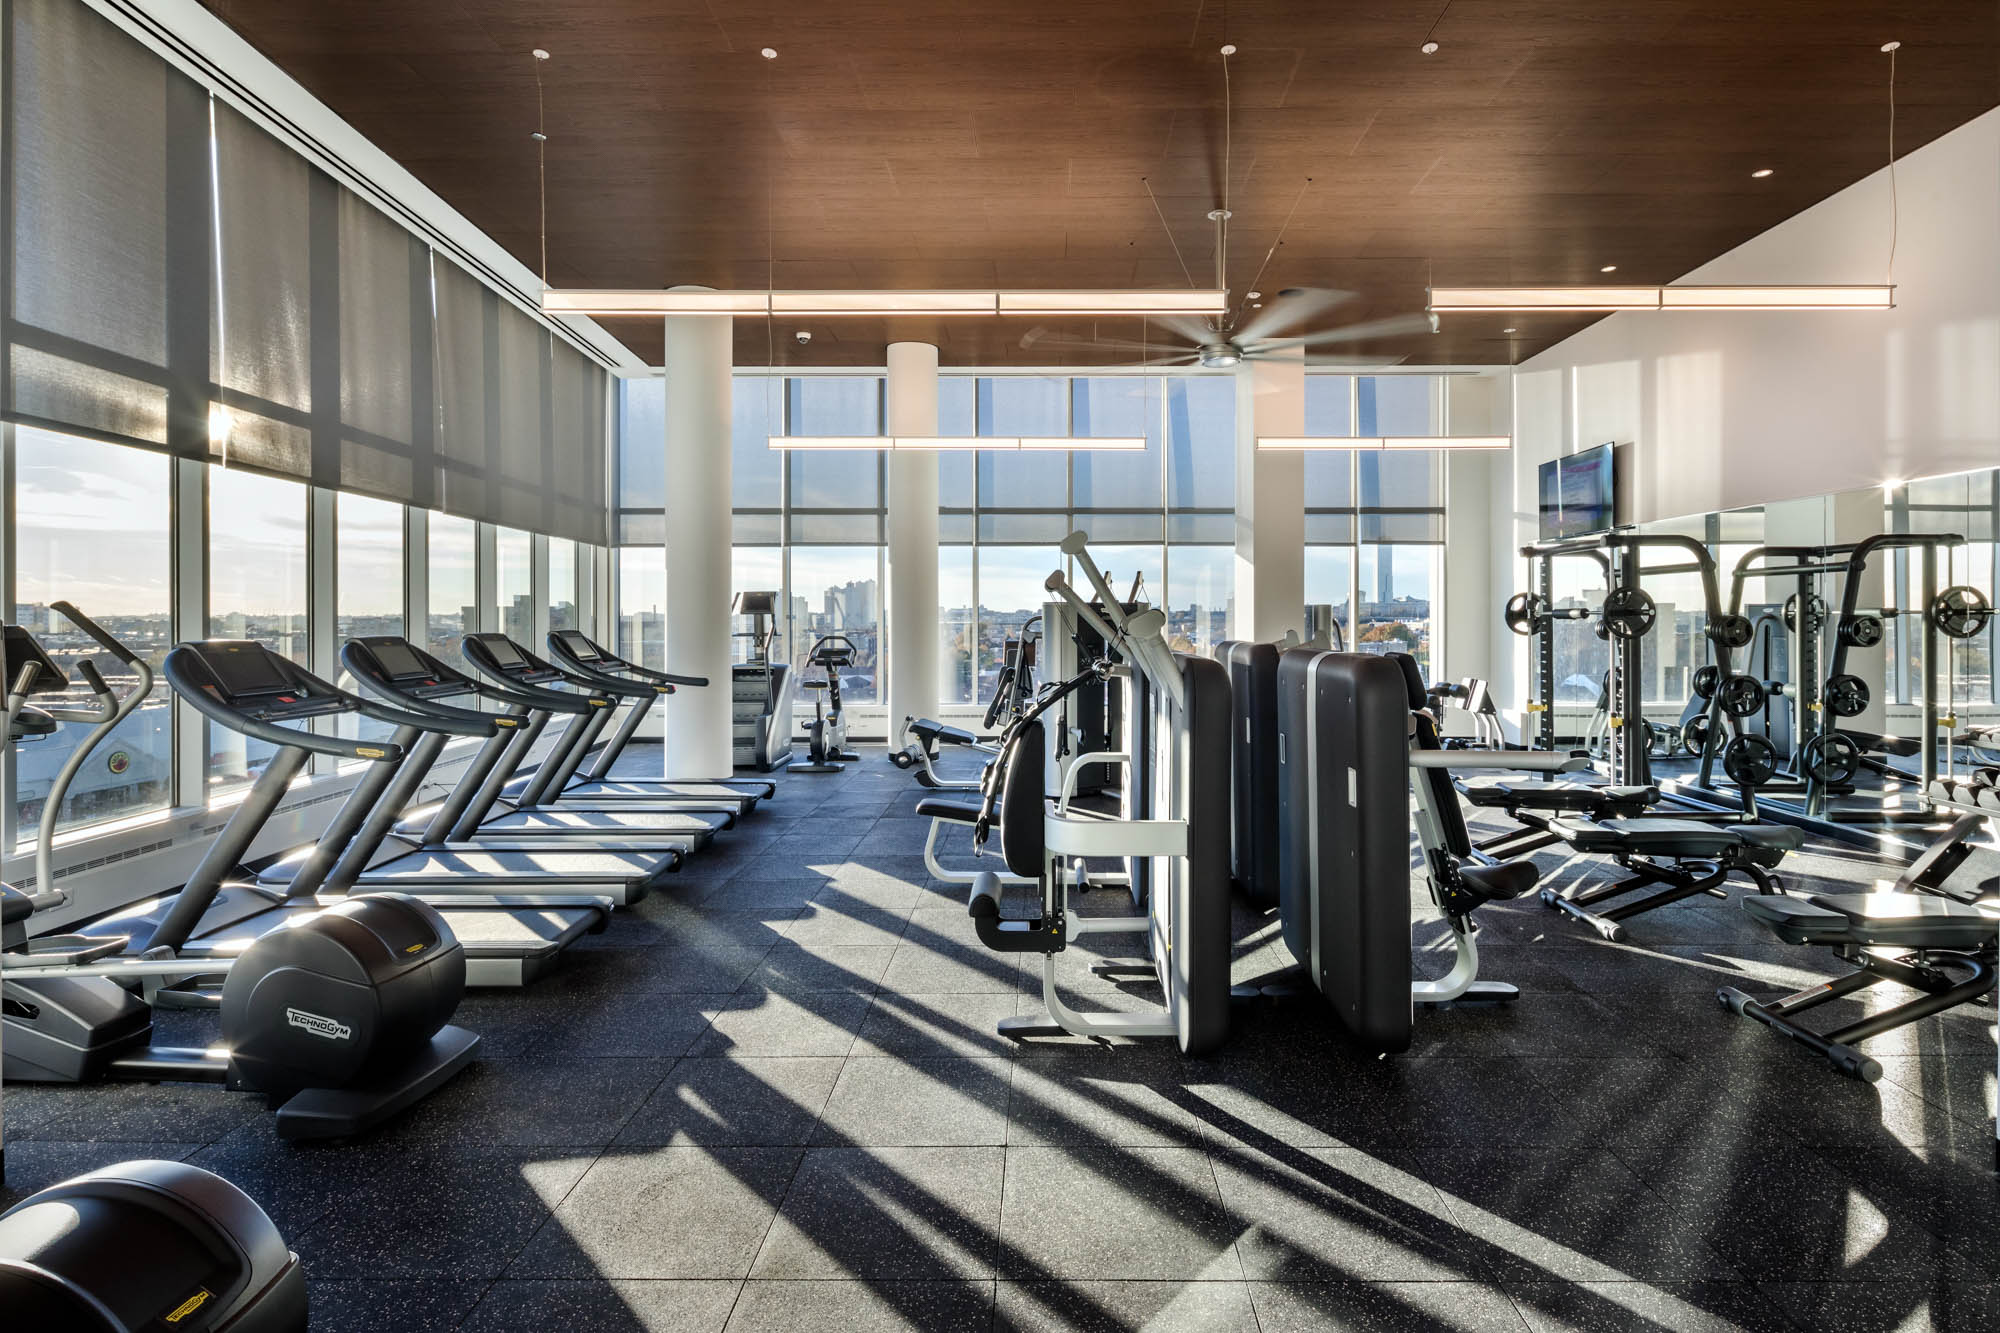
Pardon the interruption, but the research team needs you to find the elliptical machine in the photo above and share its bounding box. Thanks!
[794,634,861,774]
[1,609,480,1140]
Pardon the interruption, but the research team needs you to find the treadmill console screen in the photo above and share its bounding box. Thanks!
[553,630,602,662]
[204,643,294,699]
[482,636,530,670]
[370,639,431,681]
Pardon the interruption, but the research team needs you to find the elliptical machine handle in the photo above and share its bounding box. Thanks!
[48,600,140,666]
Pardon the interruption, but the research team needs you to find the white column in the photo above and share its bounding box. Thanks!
[885,341,941,737]
[663,297,734,777]
[1232,352,1306,643]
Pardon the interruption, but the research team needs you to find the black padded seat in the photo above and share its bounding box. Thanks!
[914,797,982,823]
[1553,816,1805,857]
[910,717,977,747]
[1458,780,1657,814]
[1743,891,1997,950]
[1458,860,1539,904]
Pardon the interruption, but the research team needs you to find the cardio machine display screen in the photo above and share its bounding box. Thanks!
[482,637,530,670]
[370,639,431,680]
[553,630,600,661]
[204,645,293,699]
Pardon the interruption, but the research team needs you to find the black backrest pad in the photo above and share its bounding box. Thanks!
[1392,652,1427,709]
[999,719,1047,880]
[1274,649,1413,1053]
[1221,640,1281,906]
[1172,651,1235,1055]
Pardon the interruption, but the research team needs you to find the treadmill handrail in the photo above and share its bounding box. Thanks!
[557,630,708,688]
[465,633,630,703]
[164,645,405,762]
[339,640,509,738]
[543,645,672,697]
[460,635,608,713]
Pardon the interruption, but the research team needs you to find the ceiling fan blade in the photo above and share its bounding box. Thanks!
[1243,312,1435,352]
[1301,354,1409,368]
[1229,287,1357,346]
[1147,313,1222,347]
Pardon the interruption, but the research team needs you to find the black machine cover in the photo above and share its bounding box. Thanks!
[1215,640,1281,906]
[1275,649,1414,1053]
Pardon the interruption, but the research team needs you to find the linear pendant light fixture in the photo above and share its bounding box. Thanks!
[545,289,1230,318]
[769,436,1148,452]
[1256,435,1514,451]
[1426,285,1895,313]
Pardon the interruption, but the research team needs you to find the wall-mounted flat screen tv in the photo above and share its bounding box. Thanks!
[1537,443,1618,540]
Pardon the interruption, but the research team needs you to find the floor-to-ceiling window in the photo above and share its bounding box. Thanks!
[548,538,579,634]
[494,525,532,644]
[427,514,477,660]
[10,429,175,835]
[786,377,885,703]
[207,466,309,795]
[334,493,406,747]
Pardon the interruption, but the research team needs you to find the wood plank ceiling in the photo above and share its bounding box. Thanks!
[196,0,1999,368]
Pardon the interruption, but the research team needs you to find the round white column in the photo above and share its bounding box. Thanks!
[885,342,941,739]
[663,295,734,777]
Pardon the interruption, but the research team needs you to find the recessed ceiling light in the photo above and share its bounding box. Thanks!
[760,47,777,59]
[1501,327,1517,333]
[1880,40,1900,53]
[1421,41,1439,54]
[1600,264,1618,273]
[1751,168,1774,178]
[1246,290,1261,299]
[532,49,550,61]
[1220,43,1236,55]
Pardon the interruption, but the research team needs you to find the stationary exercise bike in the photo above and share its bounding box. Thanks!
[794,634,861,774]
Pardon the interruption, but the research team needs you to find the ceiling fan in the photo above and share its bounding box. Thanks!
[1023,45,1433,370]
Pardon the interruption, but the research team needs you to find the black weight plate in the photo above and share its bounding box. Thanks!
[1929,585,1992,640]
[1707,614,1753,649]
[1504,591,1545,637]
[1692,664,1721,700]
[1601,587,1657,640]
[1717,674,1767,718]
[1679,714,1713,755]
[1801,731,1861,786]
[1823,673,1870,718]
[1837,614,1884,649]
[1723,734,1779,788]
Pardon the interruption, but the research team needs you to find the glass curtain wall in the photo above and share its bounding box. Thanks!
[206,466,309,793]
[427,514,478,659]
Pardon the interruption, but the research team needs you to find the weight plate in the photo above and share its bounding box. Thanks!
[1837,614,1885,649]
[1679,714,1714,755]
[1601,587,1657,640]
[1504,591,1546,637]
[1717,674,1767,718]
[1707,613,1753,649]
[1801,731,1862,786]
[1691,664,1721,700]
[1823,673,1870,718]
[1723,734,1780,789]
[1783,592,1829,635]
[1929,585,1992,640]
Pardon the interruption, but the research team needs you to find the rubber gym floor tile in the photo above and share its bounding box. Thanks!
[186,1129,389,1237]
[1423,1147,1743,1283]
[1401,992,1669,1060]
[461,1279,742,1333]
[508,1147,803,1279]
[687,990,875,1058]
[1503,1281,1799,1333]
[1807,1146,2000,1280]
[613,1057,844,1147]
[1173,1052,1392,1151]
[781,898,918,949]
[1246,1280,1532,1332]
[749,1146,1005,1280]
[293,1148,594,1279]
[1515,1058,1768,1158]
[302,1279,492,1333]
[739,942,894,996]
[448,993,564,1059]
[994,1146,1245,1282]
[1620,1138,1963,1281]
[813,1056,1010,1146]
[526,990,729,1059]
[1005,1054,1219,1149]
[849,992,1027,1060]
[1757,1280,1999,1333]
[723,1279,996,1332]
[882,913,1033,994]
[1208,1146,1474,1283]
[12,1078,267,1144]
[370,1056,672,1149]
[569,909,674,949]
[1336,1057,1588,1153]
[641,904,806,955]
[991,1279,1260,1332]
[688,878,826,914]
[0,1140,200,1212]
[1872,1052,2000,1128]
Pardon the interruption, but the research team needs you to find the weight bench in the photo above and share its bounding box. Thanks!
[1457,778,1658,860]
[1535,816,1804,941]
[1721,890,1997,1082]
[891,716,992,790]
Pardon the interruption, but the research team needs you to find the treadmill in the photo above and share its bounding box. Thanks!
[547,628,782,799]
[78,639,609,989]
[254,647,683,911]
[336,636,730,856]
[460,633,767,816]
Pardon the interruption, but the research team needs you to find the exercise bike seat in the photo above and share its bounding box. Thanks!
[1553,816,1804,858]
[910,718,977,747]
[1742,891,1997,950]
[915,797,983,824]
[1457,779,1656,815]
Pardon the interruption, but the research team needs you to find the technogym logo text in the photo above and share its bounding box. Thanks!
[285,1008,353,1041]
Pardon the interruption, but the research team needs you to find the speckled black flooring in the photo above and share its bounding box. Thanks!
[6,747,1996,1332]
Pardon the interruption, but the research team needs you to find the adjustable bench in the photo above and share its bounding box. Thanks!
[1457,778,1658,860]
[1722,890,1997,1083]
[1536,816,1804,941]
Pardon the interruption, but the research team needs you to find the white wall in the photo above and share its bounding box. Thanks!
[1512,107,2000,526]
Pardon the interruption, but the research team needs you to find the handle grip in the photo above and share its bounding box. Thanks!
[49,601,139,665]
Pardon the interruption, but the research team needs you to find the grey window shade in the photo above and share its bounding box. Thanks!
[493,299,545,531]
[338,188,427,503]
[6,0,194,449]
[431,255,490,519]
[550,337,610,546]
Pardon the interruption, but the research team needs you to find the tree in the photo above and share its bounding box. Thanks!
[1360,621,1417,646]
